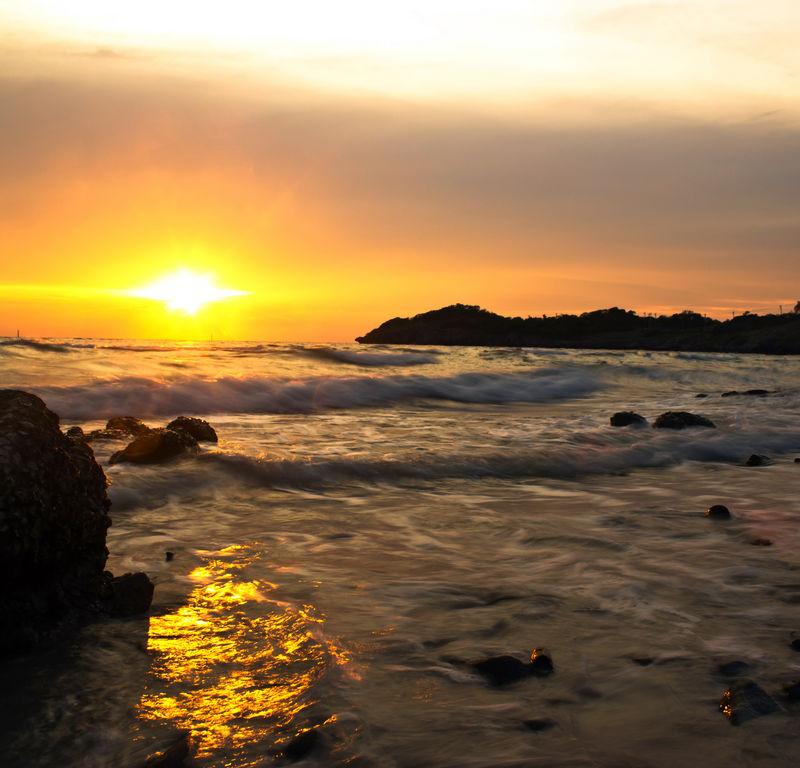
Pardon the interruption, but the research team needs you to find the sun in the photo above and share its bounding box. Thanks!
[129,268,248,314]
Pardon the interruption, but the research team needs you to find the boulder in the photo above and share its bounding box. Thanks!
[0,390,111,652]
[107,571,154,616]
[609,411,647,427]
[105,416,151,436]
[745,454,770,466]
[109,428,199,465]
[65,426,85,439]
[653,411,715,429]
[790,638,800,652]
[165,416,218,443]
[706,504,732,520]
[719,679,778,724]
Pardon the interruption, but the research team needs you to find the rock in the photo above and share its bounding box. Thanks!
[719,679,778,724]
[522,718,557,732]
[109,428,199,465]
[706,504,732,520]
[0,390,111,653]
[472,649,553,686]
[87,427,136,442]
[653,411,715,429]
[718,661,751,677]
[745,454,770,466]
[472,655,532,686]
[722,389,769,397]
[165,551,175,562]
[143,730,193,768]
[65,426,85,439]
[106,416,151,436]
[790,638,800,652]
[749,538,772,546]
[631,657,654,666]
[165,416,218,443]
[784,681,800,701]
[695,393,708,398]
[530,647,554,676]
[795,458,800,464]
[610,411,647,427]
[272,728,322,762]
[107,571,154,616]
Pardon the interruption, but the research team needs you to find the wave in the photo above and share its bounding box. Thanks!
[0,338,74,353]
[303,346,438,367]
[32,368,601,419]
[107,424,800,495]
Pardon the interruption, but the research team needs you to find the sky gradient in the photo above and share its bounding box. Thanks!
[2,2,799,340]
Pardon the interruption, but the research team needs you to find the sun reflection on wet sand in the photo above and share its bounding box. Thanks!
[138,547,350,764]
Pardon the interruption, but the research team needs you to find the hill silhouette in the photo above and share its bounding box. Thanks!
[356,304,800,353]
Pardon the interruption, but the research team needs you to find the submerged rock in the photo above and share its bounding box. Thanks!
[610,411,647,427]
[165,416,218,443]
[522,718,557,732]
[721,389,770,397]
[143,729,193,768]
[719,679,779,724]
[653,411,715,429]
[472,649,554,686]
[790,638,800,652]
[706,504,732,520]
[718,660,751,677]
[0,390,111,653]
[745,454,771,466]
[109,428,199,465]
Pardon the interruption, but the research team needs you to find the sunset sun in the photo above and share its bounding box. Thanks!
[128,268,248,315]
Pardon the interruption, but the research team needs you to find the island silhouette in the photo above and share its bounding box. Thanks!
[356,303,800,353]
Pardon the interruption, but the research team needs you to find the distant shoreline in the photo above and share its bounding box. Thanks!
[356,304,800,354]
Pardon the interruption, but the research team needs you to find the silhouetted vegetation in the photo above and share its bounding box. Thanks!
[356,303,800,353]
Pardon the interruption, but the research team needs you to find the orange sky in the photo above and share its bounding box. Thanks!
[1,2,799,340]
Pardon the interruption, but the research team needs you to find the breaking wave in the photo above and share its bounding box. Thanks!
[33,368,601,419]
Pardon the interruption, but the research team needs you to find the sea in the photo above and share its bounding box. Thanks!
[1,338,799,767]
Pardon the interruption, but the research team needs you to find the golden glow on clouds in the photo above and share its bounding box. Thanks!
[4,1,799,110]
[127,268,248,315]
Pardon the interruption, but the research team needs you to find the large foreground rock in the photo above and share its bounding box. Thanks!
[0,390,112,652]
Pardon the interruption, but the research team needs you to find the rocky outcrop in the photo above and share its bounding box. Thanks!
[653,411,716,429]
[707,504,732,519]
[471,648,554,686]
[165,416,218,443]
[109,428,199,465]
[0,390,111,652]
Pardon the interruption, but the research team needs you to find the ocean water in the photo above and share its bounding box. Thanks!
[1,338,799,767]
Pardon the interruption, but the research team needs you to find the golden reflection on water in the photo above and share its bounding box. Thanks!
[138,548,349,763]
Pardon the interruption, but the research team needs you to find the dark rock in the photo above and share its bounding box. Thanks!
[109,428,199,465]
[522,718,557,732]
[0,390,111,653]
[631,656,654,666]
[530,647,554,676]
[87,427,134,442]
[745,454,771,466]
[165,551,175,562]
[165,416,218,443]
[106,416,151,436]
[65,426,85,439]
[719,679,779,724]
[790,638,800,652]
[722,389,769,397]
[795,458,800,463]
[653,411,715,429]
[749,538,772,546]
[718,661,751,677]
[695,393,708,398]
[706,504,732,520]
[143,730,193,768]
[472,649,553,686]
[279,728,322,762]
[784,681,800,700]
[107,571,154,616]
[473,655,532,686]
[610,411,647,427]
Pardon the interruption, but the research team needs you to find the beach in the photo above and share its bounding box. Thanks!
[2,339,799,767]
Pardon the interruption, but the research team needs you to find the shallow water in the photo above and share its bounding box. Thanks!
[2,340,799,766]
